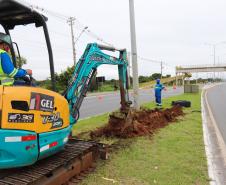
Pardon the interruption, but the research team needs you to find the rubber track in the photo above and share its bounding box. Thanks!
[0,139,98,185]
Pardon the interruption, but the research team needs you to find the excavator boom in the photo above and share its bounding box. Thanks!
[64,43,130,124]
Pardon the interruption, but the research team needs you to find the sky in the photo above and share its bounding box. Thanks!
[2,0,226,80]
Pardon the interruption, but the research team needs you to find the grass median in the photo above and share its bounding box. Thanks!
[73,93,209,185]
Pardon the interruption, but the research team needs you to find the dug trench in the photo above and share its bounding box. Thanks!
[90,105,184,139]
[76,105,184,152]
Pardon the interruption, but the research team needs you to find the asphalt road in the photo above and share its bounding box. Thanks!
[79,87,183,119]
[206,83,226,144]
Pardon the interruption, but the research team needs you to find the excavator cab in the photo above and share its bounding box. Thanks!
[0,0,56,89]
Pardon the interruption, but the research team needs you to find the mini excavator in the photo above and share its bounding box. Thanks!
[0,0,131,169]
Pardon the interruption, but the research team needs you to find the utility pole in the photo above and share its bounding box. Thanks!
[160,61,163,79]
[129,0,140,110]
[67,17,76,65]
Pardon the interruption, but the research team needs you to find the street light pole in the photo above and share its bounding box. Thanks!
[75,26,88,44]
[205,42,226,82]
[129,0,140,110]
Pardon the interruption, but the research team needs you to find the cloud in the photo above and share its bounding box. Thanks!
[8,0,226,80]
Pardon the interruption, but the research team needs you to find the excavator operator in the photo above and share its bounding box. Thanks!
[0,32,32,86]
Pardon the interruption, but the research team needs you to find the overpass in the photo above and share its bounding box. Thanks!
[175,64,226,85]
[176,64,226,73]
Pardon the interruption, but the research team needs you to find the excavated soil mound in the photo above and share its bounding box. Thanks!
[90,105,184,138]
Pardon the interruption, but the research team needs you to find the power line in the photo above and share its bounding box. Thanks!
[85,29,114,47]
[17,42,72,55]
[21,1,173,70]
[137,56,163,64]
[48,30,71,38]
[28,2,115,47]
[137,56,176,68]
[30,4,68,21]
[15,38,72,50]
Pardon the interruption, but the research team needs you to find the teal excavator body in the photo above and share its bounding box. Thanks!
[0,0,130,169]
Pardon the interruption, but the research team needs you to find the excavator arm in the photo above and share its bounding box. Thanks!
[64,43,131,124]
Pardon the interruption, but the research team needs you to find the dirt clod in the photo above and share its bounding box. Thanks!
[90,105,184,138]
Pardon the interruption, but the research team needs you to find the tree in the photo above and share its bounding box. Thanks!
[139,75,150,83]
[16,56,27,68]
[55,66,75,92]
[151,73,161,80]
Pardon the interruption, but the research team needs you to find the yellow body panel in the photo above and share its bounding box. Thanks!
[1,86,70,133]
[0,85,3,110]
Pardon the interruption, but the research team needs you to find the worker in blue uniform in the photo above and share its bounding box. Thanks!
[155,79,164,106]
[0,32,32,85]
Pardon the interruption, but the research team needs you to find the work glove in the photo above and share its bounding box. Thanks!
[26,69,32,75]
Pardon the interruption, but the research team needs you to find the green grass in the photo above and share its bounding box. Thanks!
[73,93,209,185]
[72,113,109,136]
[98,84,116,92]
[142,92,201,110]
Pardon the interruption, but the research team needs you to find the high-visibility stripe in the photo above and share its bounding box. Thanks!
[1,78,14,84]
[40,141,58,152]
[5,135,37,142]
[9,68,18,77]
[0,49,6,54]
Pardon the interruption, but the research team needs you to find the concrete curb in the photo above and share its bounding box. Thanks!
[202,89,217,185]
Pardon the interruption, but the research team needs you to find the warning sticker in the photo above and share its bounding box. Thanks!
[8,113,34,123]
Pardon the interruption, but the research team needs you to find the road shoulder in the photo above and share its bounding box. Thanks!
[202,85,226,185]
